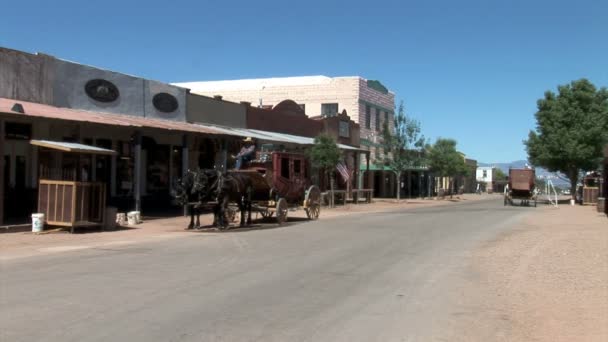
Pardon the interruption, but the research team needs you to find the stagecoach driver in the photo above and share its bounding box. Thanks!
[233,137,256,170]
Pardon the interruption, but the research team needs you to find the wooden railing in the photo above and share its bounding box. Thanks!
[322,188,373,207]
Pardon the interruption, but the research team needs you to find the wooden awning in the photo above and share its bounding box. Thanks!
[30,140,117,155]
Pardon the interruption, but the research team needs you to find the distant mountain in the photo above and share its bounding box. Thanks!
[478,160,570,186]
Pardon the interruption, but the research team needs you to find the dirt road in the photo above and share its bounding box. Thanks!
[450,204,608,341]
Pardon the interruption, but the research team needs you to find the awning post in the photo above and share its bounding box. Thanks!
[0,119,4,225]
[134,132,142,212]
[182,134,189,216]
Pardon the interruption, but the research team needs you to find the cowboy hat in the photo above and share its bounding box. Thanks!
[243,137,254,143]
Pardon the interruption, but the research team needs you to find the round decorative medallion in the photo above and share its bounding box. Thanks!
[85,79,119,102]
[153,93,179,113]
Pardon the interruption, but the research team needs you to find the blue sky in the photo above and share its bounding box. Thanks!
[2,0,606,162]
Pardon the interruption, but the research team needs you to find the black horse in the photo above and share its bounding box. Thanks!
[174,169,205,229]
[199,170,254,229]
[175,169,253,230]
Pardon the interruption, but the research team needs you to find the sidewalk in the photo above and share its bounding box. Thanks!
[460,203,608,341]
[0,193,495,261]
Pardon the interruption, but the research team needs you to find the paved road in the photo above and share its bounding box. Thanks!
[1,199,532,341]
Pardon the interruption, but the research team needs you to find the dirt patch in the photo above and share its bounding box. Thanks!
[460,205,608,341]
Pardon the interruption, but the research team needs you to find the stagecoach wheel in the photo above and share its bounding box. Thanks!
[260,209,274,219]
[305,185,321,220]
[305,204,320,220]
[276,198,288,225]
[224,206,236,224]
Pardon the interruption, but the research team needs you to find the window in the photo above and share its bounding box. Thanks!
[339,121,350,138]
[281,157,290,179]
[375,109,381,131]
[321,103,339,117]
[153,93,179,113]
[85,79,119,102]
[365,105,371,129]
[293,159,301,176]
[483,170,487,178]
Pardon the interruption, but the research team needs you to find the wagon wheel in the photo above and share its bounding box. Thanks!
[260,210,274,218]
[276,198,288,225]
[305,185,321,220]
[225,205,239,224]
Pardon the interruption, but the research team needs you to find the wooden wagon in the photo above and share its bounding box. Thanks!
[504,168,537,207]
[225,151,321,225]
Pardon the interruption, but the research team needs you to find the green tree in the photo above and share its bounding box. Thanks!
[427,138,469,197]
[493,168,507,181]
[525,79,608,200]
[378,101,426,201]
[309,134,341,207]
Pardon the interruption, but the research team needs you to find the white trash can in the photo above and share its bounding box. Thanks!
[116,213,127,226]
[127,211,138,225]
[32,213,45,233]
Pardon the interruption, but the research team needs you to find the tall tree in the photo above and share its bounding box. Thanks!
[427,138,469,197]
[309,134,342,207]
[378,101,426,201]
[525,79,608,199]
[493,168,507,181]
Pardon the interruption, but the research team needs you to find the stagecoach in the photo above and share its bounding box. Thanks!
[504,168,538,207]
[225,151,321,225]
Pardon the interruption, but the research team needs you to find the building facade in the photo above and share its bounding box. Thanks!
[175,76,396,196]
[476,166,495,192]
[0,47,366,224]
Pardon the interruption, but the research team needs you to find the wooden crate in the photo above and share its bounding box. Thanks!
[38,179,106,229]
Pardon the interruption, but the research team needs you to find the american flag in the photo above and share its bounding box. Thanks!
[336,162,350,182]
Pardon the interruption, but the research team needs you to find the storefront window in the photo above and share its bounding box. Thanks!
[146,145,170,194]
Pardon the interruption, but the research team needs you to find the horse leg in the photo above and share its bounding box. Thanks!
[238,199,246,227]
[195,207,201,229]
[218,198,228,230]
[212,205,218,227]
[247,200,252,225]
[187,205,194,230]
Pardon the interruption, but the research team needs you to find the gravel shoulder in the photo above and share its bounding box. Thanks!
[451,204,608,341]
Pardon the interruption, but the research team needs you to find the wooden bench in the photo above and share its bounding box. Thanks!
[352,189,373,204]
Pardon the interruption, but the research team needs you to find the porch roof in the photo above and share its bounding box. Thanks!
[0,97,364,151]
[0,97,225,135]
[198,124,363,151]
[30,140,117,155]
